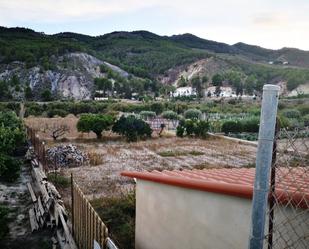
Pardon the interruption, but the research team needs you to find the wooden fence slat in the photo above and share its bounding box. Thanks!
[71,180,109,249]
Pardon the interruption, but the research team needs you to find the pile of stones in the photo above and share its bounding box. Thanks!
[46,144,88,168]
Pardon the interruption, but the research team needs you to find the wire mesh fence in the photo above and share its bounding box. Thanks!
[265,126,309,249]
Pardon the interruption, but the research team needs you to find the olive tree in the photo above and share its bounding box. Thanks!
[77,114,114,139]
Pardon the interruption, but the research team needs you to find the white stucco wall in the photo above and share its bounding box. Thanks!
[135,180,309,249]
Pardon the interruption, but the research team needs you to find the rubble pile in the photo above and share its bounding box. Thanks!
[46,144,88,168]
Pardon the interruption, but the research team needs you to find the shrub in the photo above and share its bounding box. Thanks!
[241,117,260,133]
[281,109,301,119]
[91,191,135,249]
[47,173,70,188]
[303,114,309,126]
[0,111,25,182]
[77,114,114,139]
[47,108,69,118]
[176,119,209,138]
[112,115,152,142]
[184,109,202,120]
[194,120,210,138]
[0,205,10,239]
[277,115,290,129]
[221,120,243,134]
[0,155,21,182]
[162,110,179,120]
[139,111,156,119]
[176,125,185,137]
[150,102,164,114]
[184,120,195,136]
[297,104,309,115]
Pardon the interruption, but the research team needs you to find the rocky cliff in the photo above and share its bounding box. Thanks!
[0,52,130,100]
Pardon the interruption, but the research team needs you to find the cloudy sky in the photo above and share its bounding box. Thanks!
[1,0,308,50]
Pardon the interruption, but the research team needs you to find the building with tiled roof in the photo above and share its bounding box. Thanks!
[121,167,309,249]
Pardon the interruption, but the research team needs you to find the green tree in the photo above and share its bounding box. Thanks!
[184,109,202,120]
[25,85,33,100]
[112,115,152,142]
[0,111,25,182]
[245,75,257,95]
[94,78,113,97]
[178,76,188,87]
[191,76,204,99]
[41,89,53,101]
[77,114,114,139]
[0,80,9,100]
[212,74,223,86]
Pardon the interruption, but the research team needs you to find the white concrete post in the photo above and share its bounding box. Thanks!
[248,84,280,249]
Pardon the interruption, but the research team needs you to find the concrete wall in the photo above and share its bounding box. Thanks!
[135,180,309,249]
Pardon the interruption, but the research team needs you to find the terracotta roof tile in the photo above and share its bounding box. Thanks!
[121,167,309,209]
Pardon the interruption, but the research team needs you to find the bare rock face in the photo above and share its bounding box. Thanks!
[0,52,130,100]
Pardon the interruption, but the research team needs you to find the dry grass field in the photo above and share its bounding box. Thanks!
[55,137,256,199]
[25,117,258,200]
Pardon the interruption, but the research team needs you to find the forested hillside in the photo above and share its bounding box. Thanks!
[0,26,309,100]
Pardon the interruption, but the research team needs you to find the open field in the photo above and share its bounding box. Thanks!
[49,136,257,199]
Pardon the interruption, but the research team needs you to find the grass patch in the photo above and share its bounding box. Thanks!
[158,150,204,157]
[47,173,70,188]
[188,150,204,156]
[88,150,104,166]
[91,191,135,249]
[0,205,10,239]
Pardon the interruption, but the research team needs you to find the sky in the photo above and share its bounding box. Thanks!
[0,0,309,50]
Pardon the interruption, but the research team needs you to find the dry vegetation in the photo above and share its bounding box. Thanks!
[25,117,257,200]
[62,137,256,199]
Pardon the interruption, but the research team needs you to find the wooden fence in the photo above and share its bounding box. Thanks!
[72,176,109,249]
[26,126,116,249]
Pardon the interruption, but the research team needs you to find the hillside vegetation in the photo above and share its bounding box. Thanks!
[0,26,309,100]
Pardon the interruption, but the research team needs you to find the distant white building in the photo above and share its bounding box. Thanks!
[172,87,196,97]
[206,86,237,98]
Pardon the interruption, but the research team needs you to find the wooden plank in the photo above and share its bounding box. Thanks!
[58,205,78,249]
[93,209,97,246]
[37,196,45,217]
[29,208,39,232]
[86,202,91,249]
[100,222,106,249]
[27,182,37,203]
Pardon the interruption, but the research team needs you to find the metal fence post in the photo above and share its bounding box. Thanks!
[248,84,280,249]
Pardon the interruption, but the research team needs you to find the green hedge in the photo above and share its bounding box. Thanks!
[176,119,209,138]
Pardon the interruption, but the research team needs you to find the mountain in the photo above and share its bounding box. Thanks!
[0,26,309,100]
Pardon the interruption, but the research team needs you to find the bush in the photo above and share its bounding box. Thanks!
[176,119,209,138]
[184,109,202,120]
[0,155,21,182]
[139,111,156,119]
[47,108,69,118]
[221,120,243,134]
[297,104,309,115]
[0,112,25,182]
[281,109,301,119]
[303,114,309,127]
[194,120,210,138]
[47,173,70,188]
[184,119,196,136]
[241,117,260,133]
[162,110,178,120]
[176,126,185,137]
[91,191,135,249]
[0,205,10,239]
[150,102,164,114]
[112,115,152,142]
[77,114,114,139]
